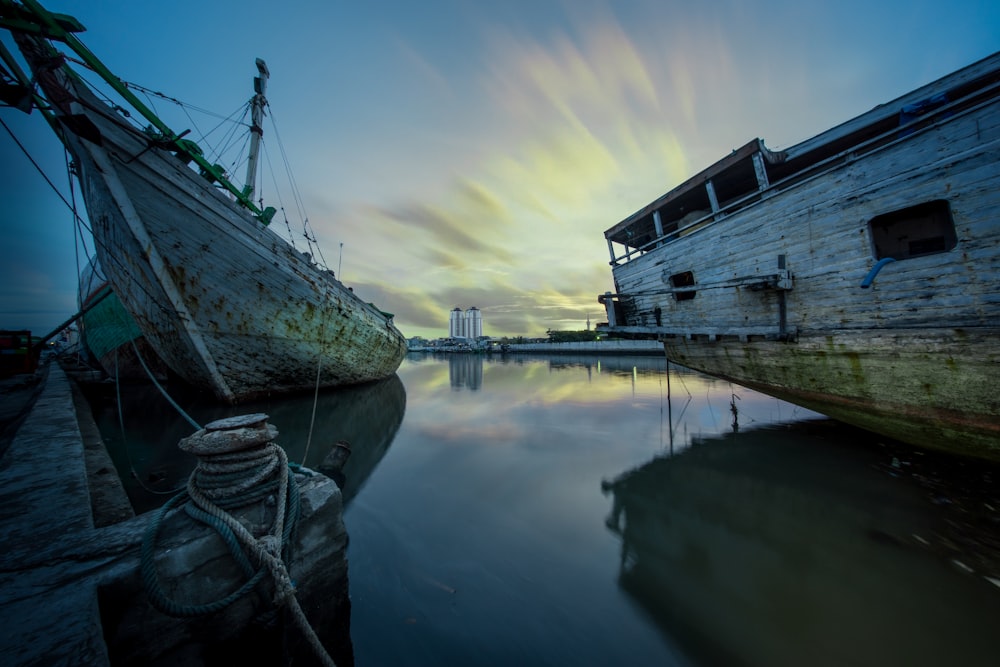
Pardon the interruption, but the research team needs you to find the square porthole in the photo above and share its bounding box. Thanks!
[670,271,696,301]
[869,200,956,260]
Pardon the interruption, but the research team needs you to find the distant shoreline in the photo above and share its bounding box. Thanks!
[409,339,665,355]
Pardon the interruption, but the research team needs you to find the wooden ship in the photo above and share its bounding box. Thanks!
[598,52,1000,460]
[1,0,407,403]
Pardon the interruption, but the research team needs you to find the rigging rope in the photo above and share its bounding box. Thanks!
[302,357,323,465]
[23,44,323,257]
[0,116,79,213]
[303,276,336,464]
[3,107,182,322]
[264,106,328,266]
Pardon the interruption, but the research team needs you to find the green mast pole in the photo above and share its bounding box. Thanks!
[3,0,275,224]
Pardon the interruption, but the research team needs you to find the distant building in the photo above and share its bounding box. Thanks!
[449,307,483,339]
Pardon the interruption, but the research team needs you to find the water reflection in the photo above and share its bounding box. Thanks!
[447,354,483,391]
[345,355,828,666]
[602,423,1000,667]
[410,351,689,393]
[90,374,406,512]
[89,378,398,666]
[87,354,1000,666]
[544,354,669,375]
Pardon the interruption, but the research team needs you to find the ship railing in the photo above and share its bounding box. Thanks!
[599,324,799,343]
[600,268,794,339]
[607,76,1000,267]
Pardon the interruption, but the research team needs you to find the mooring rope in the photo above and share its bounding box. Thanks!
[302,280,335,465]
[128,338,202,431]
[140,429,336,666]
[302,356,323,464]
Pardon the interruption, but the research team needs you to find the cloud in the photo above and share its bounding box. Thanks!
[305,4,815,340]
[393,36,455,102]
[365,197,514,261]
[332,13,704,339]
[349,280,447,331]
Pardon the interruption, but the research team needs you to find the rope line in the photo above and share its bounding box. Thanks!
[0,116,80,214]
[127,338,202,431]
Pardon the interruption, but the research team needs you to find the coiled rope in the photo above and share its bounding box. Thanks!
[140,415,336,666]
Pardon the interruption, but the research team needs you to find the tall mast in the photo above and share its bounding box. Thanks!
[0,0,276,225]
[243,58,268,201]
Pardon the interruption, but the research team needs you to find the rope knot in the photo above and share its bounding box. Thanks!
[259,534,282,558]
[269,562,297,604]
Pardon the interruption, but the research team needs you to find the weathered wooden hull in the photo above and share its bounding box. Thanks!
[600,53,1000,459]
[660,329,999,460]
[19,39,407,403]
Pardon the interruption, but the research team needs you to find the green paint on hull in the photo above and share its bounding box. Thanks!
[663,328,1000,461]
[81,288,143,359]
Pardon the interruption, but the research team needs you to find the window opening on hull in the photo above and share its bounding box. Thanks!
[670,271,696,301]
[869,200,956,260]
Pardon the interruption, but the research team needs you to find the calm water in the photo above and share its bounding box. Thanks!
[93,353,1000,666]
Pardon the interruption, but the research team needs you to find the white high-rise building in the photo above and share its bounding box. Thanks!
[466,307,482,338]
[448,306,483,338]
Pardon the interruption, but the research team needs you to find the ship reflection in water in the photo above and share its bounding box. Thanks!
[89,373,407,665]
[602,423,1000,667]
[90,373,406,513]
[89,354,1000,666]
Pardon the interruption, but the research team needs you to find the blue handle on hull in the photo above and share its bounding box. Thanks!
[861,257,896,288]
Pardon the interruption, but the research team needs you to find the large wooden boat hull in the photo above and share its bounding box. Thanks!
[661,329,998,459]
[600,52,1000,459]
[16,35,407,403]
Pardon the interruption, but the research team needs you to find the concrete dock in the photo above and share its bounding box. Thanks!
[0,358,124,664]
[0,357,352,665]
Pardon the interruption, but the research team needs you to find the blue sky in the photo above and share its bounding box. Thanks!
[2,0,998,339]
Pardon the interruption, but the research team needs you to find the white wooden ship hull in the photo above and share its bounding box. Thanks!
[600,53,1000,459]
[14,33,406,403]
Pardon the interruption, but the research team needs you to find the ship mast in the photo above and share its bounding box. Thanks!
[0,0,276,225]
[243,58,268,201]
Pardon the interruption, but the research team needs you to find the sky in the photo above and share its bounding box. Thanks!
[1,0,998,340]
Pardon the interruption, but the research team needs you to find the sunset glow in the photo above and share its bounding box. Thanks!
[2,0,997,339]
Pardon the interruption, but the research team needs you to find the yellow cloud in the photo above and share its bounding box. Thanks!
[315,10,743,337]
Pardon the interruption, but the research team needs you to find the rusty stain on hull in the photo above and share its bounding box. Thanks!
[15,32,407,403]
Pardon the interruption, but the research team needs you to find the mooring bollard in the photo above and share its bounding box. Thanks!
[140,413,338,666]
[178,413,288,534]
[142,413,297,614]
[319,439,352,488]
[180,413,278,455]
